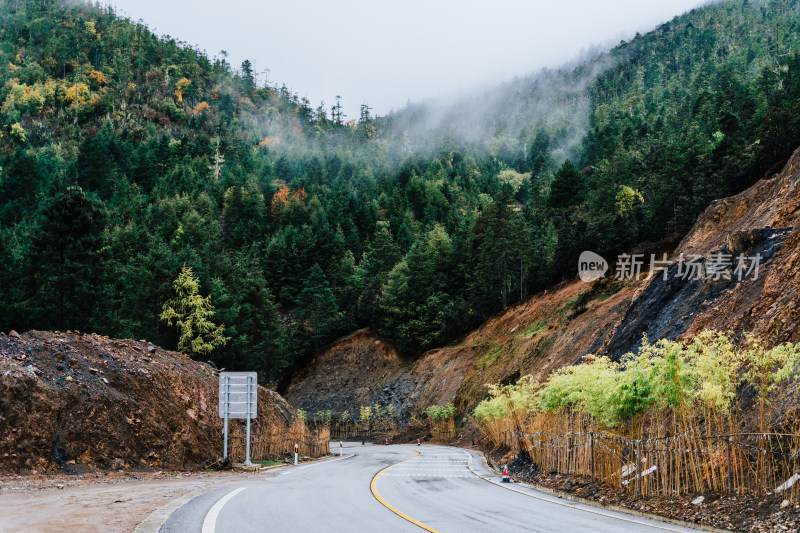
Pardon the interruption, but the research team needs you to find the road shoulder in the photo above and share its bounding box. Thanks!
[459,447,730,533]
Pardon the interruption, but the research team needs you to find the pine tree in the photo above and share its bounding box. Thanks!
[378,225,462,354]
[219,258,286,380]
[474,189,524,312]
[356,221,401,325]
[160,265,229,357]
[21,186,107,331]
[331,95,344,125]
[295,264,340,352]
[221,181,265,248]
[240,60,256,94]
[0,231,13,330]
[358,103,375,140]
[548,160,585,209]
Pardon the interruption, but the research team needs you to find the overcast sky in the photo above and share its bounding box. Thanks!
[107,0,710,118]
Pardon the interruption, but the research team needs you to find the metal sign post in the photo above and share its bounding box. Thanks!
[244,374,253,466]
[218,372,258,465]
[223,375,230,460]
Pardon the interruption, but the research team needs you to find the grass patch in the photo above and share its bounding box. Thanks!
[444,340,489,350]
[518,320,548,338]
[477,345,503,370]
[558,296,578,311]
[260,459,282,467]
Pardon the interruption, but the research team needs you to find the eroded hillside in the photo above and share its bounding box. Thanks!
[285,146,800,422]
[285,272,646,419]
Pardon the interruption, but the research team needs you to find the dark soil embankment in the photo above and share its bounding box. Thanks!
[0,330,297,473]
[283,329,417,419]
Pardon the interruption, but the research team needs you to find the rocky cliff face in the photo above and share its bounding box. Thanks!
[284,146,800,424]
[0,330,297,473]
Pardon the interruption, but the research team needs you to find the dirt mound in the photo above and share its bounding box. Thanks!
[0,330,296,473]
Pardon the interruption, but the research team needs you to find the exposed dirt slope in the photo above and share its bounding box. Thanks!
[283,329,411,414]
[680,148,800,343]
[285,146,800,423]
[0,330,296,473]
[286,276,644,419]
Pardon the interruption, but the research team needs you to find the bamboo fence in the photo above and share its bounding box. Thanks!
[328,418,397,440]
[327,415,455,441]
[431,418,456,441]
[228,422,330,462]
[491,414,800,502]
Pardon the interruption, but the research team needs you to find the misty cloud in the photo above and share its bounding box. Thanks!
[106,0,712,119]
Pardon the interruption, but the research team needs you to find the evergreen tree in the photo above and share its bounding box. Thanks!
[20,186,106,331]
[355,221,401,325]
[160,265,229,357]
[77,129,116,198]
[0,231,13,329]
[331,95,344,125]
[528,129,553,177]
[295,264,340,352]
[473,189,524,313]
[222,182,265,248]
[240,60,256,94]
[548,160,585,209]
[220,259,286,381]
[378,225,462,354]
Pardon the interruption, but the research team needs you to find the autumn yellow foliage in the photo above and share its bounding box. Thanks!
[174,77,191,102]
[1,79,60,117]
[87,70,108,86]
[193,101,210,115]
[10,123,26,143]
[62,82,90,106]
[1,77,103,119]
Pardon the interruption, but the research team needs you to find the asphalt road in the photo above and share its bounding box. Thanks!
[160,443,699,533]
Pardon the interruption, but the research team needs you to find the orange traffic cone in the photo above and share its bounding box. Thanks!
[502,465,511,483]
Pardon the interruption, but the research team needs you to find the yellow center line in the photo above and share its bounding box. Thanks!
[370,450,441,533]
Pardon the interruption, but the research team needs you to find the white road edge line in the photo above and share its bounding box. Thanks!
[462,451,692,533]
[296,453,356,470]
[201,487,247,533]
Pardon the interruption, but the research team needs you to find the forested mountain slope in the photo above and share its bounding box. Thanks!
[286,143,800,425]
[2,0,800,384]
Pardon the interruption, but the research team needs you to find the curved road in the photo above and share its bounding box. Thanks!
[160,444,698,533]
